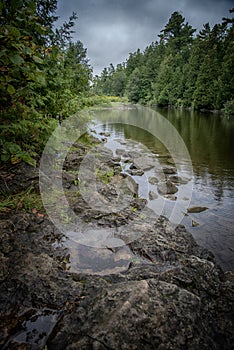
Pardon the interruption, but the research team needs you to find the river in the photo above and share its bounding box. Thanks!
[91,104,234,271]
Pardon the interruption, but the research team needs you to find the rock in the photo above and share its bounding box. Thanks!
[62,171,77,189]
[169,175,190,185]
[164,194,177,201]
[192,219,200,227]
[123,174,139,195]
[188,206,208,213]
[99,131,110,137]
[0,211,233,350]
[157,180,178,195]
[163,166,177,175]
[0,162,38,195]
[116,148,129,157]
[133,155,156,171]
[1,136,233,350]
[148,176,158,185]
[48,218,234,350]
[63,153,84,170]
[149,190,158,200]
[127,168,144,176]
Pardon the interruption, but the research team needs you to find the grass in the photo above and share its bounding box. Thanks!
[96,168,115,184]
[0,186,45,213]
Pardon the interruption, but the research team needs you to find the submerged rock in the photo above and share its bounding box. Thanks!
[149,190,158,200]
[157,180,178,195]
[163,166,177,175]
[148,176,158,185]
[169,175,190,185]
[188,206,208,213]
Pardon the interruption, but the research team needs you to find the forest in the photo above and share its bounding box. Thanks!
[0,1,233,167]
[0,0,117,166]
[93,10,234,113]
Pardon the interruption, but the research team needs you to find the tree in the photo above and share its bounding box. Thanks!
[159,11,196,51]
[0,0,91,165]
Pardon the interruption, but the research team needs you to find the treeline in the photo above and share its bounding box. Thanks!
[0,0,106,166]
[93,10,234,114]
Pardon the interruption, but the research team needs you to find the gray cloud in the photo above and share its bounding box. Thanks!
[56,0,233,75]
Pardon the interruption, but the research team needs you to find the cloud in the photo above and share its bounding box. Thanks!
[56,0,233,75]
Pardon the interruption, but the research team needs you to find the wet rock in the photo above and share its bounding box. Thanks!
[157,180,178,195]
[188,206,208,213]
[169,175,190,184]
[0,137,233,350]
[192,219,200,227]
[127,168,144,176]
[163,166,177,175]
[48,218,234,350]
[99,131,110,137]
[127,163,144,176]
[0,211,233,350]
[4,308,63,350]
[149,190,158,200]
[148,176,158,185]
[134,155,156,171]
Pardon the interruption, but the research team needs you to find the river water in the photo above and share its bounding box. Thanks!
[91,105,234,271]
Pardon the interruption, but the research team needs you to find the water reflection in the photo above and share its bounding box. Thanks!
[92,105,234,271]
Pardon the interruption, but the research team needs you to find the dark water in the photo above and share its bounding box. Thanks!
[91,105,234,271]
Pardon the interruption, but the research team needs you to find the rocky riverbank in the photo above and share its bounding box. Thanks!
[0,136,233,349]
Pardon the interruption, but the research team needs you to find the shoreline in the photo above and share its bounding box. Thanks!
[0,134,233,349]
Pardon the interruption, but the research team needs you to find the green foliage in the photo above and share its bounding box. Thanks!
[0,0,93,166]
[223,99,234,117]
[93,9,234,112]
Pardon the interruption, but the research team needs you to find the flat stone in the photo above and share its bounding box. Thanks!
[134,156,156,171]
[187,206,208,213]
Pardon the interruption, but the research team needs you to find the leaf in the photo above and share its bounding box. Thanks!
[23,47,32,55]
[7,84,16,94]
[1,153,10,162]
[11,156,21,164]
[35,75,46,85]
[21,154,36,166]
[33,56,43,64]
[8,143,21,154]
[10,54,24,65]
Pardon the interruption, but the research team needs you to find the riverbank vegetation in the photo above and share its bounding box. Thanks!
[93,10,234,115]
[0,0,124,166]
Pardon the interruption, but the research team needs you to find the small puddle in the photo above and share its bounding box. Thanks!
[3,309,62,349]
[64,240,138,275]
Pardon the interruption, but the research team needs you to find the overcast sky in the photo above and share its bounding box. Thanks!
[56,0,233,75]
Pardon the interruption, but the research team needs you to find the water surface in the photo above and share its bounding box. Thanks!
[91,105,234,271]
